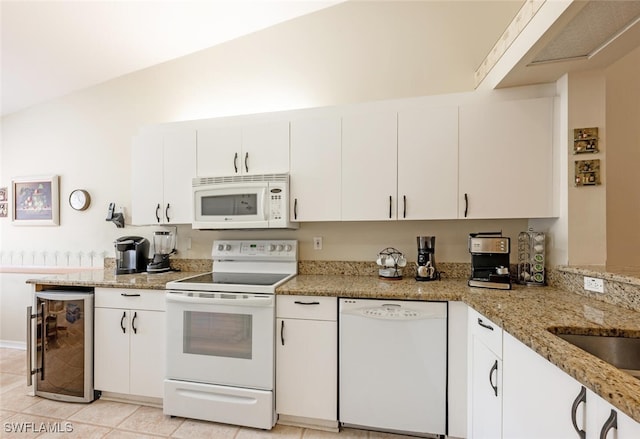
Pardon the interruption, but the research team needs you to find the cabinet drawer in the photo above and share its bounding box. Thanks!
[277,295,337,321]
[469,307,503,357]
[95,288,165,311]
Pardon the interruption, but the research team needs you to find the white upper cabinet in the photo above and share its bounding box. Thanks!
[341,109,398,221]
[197,119,289,177]
[398,105,458,220]
[459,97,554,219]
[131,128,196,225]
[290,115,341,221]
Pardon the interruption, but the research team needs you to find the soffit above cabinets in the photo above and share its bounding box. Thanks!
[476,0,640,89]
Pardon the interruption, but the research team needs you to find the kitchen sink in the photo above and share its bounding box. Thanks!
[555,333,640,380]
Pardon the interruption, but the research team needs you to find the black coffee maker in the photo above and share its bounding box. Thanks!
[468,232,512,290]
[416,236,439,281]
[114,236,149,274]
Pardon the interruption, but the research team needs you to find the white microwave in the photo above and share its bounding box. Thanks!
[192,174,298,229]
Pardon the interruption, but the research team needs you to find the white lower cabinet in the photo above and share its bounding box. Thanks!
[468,309,503,439]
[502,329,640,439]
[94,289,165,399]
[276,295,337,429]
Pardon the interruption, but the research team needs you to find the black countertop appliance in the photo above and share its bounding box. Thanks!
[114,236,149,274]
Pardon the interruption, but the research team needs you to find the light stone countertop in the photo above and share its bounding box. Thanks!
[277,275,640,423]
[25,270,640,423]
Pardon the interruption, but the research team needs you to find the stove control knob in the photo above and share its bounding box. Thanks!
[217,244,224,251]
[268,244,276,252]
[224,244,232,251]
[276,244,284,252]
[284,244,292,252]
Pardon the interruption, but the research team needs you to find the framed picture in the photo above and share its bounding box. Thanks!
[12,175,60,225]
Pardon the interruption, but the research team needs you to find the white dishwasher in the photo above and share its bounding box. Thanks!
[339,298,447,438]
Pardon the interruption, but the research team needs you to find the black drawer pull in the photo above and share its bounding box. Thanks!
[477,318,494,331]
[294,301,320,306]
[121,293,141,297]
[571,386,586,439]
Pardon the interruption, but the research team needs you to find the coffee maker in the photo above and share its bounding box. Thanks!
[114,236,149,274]
[468,232,512,290]
[416,236,439,281]
[147,230,176,273]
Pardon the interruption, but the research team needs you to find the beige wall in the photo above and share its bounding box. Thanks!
[1,1,530,266]
[566,70,607,266]
[605,46,640,269]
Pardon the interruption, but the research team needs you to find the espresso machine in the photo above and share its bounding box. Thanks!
[416,236,439,281]
[468,232,512,290]
[147,230,177,273]
[114,236,149,274]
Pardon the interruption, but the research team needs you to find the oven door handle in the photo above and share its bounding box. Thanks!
[166,292,274,307]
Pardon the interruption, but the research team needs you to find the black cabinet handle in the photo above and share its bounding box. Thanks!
[464,193,469,218]
[599,409,617,439]
[389,196,392,219]
[477,318,494,331]
[165,203,170,223]
[571,386,587,439]
[132,312,138,334]
[120,311,127,334]
[120,293,141,297]
[294,301,320,305]
[280,320,285,346]
[489,360,498,397]
[244,152,249,173]
[294,198,298,220]
[155,203,161,223]
[234,152,238,173]
[403,195,407,218]
[39,303,45,381]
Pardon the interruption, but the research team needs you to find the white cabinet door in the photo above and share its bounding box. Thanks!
[242,120,290,175]
[398,105,458,220]
[342,110,397,221]
[163,129,196,224]
[94,308,130,395]
[131,132,164,225]
[290,115,341,221]
[587,389,640,439]
[196,120,289,177]
[129,310,165,398]
[276,318,337,421]
[470,338,502,439]
[132,128,196,225]
[502,332,585,439]
[197,124,242,176]
[459,97,554,219]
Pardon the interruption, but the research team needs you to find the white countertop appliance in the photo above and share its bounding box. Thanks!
[192,173,298,230]
[164,240,297,430]
[339,299,447,437]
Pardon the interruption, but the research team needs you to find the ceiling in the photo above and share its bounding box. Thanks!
[0,0,343,116]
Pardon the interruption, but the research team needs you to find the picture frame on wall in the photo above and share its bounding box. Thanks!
[12,175,60,226]
[0,186,7,218]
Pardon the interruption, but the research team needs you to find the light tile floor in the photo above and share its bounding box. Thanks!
[0,348,417,438]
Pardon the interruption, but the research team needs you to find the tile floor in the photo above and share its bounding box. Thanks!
[0,348,416,438]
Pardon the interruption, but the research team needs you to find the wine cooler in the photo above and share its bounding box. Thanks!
[27,289,98,403]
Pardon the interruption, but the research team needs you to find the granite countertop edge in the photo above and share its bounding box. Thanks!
[26,271,640,423]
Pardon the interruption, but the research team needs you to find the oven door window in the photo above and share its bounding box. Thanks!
[184,311,252,359]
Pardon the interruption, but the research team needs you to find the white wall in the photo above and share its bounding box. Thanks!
[1,1,535,265]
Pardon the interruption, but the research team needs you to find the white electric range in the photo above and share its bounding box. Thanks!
[163,240,297,430]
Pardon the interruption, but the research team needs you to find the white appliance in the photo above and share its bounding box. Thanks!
[164,240,297,430]
[339,299,447,438]
[192,173,298,230]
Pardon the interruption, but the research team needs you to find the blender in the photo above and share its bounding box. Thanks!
[147,230,176,273]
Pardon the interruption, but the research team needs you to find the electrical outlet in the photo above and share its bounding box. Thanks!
[313,237,323,250]
[584,276,604,293]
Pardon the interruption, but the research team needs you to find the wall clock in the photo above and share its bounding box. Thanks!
[69,189,91,211]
